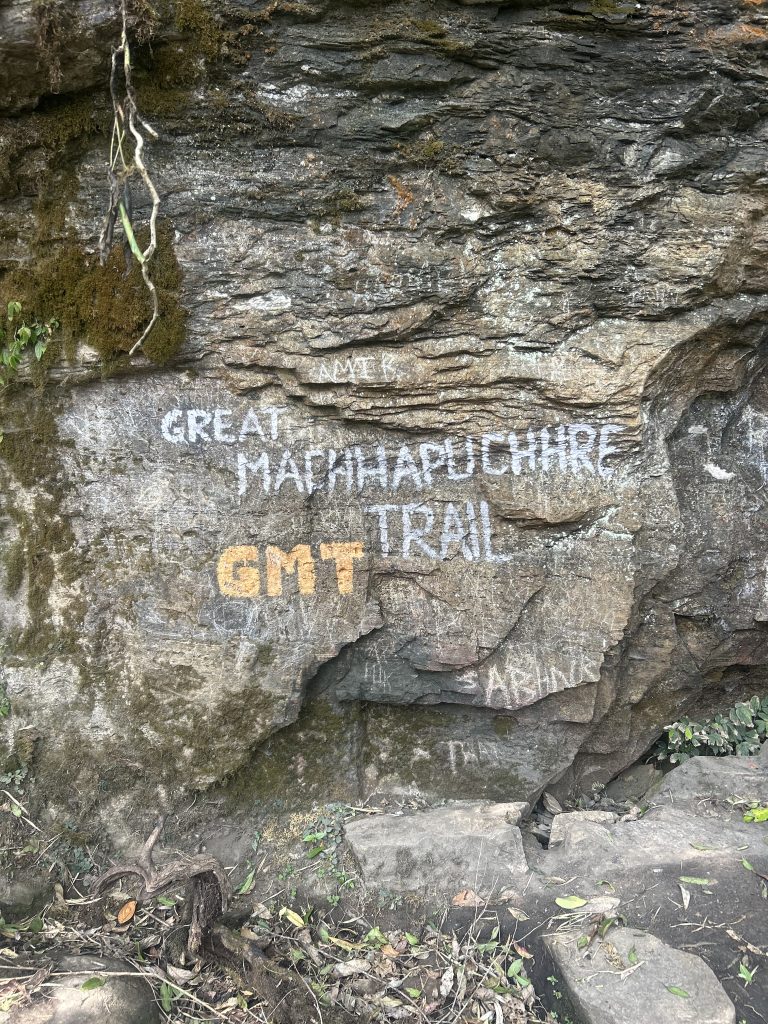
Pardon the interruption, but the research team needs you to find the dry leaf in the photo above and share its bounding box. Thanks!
[116,899,137,925]
[381,944,400,958]
[439,966,454,997]
[333,958,370,978]
[451,889,482,907]
[542,791,563,815]
[679,884,691,910]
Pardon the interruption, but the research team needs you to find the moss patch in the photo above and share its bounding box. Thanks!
[0,397,88,664]
[2,220,186,368]
[215,698,363,813]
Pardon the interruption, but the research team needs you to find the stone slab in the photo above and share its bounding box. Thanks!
[345,801,529,895]
[544,927,735,1024]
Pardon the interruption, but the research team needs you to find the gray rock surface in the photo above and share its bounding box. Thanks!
[604,763,662,805]
[544,927,736,1024]
[5,955,160,1024]
[345,801,528,895]
[654,754,768,813]
[0,874,49,921]
[0,0,767,827]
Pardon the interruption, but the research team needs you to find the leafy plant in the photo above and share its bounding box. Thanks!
[738,962,757,986]
[301,804,357,898]
[653,695,768,764]
[0,301,58,384]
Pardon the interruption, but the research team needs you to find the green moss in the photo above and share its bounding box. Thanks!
[215,698,361,812]
[396,136,462,174]
[0,93,106,200]
[175,0,225,58]
[0,397,90,667]
[3,219,186,367]
[3,539,26,596]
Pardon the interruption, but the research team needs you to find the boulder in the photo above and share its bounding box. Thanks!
[345,802,529,895]
[6,955,160,1024]
[653,756,768,815]
[0,874,50,921]
[543,927,735,1024]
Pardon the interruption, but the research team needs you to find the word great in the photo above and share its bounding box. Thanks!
[217,542,363,597]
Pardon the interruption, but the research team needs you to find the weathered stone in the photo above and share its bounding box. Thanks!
[548,810,616,849]
[5,955,160,1024]
[543,927,735,1024]
[345,802,529,895]
[653,755,768,816]
[0,874,49,920]
[1,0,767,830]
[604,764,663,805]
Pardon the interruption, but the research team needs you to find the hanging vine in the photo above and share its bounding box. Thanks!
[99,0,161,356]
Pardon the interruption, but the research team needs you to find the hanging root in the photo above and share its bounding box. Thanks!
[100,0,161,356]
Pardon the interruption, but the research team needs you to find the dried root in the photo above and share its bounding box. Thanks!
[99,0,161,356]
[95,816,230,957]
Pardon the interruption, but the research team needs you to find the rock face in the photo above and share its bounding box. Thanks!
[1,0,767,824]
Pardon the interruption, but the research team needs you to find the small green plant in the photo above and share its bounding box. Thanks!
[738,962,757,986]
[301,804,357,898]
[0,301,58,384]
[653,695,768,764]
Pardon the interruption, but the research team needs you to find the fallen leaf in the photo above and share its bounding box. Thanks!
[333,958,370,978]
[452,889,482,907]
[506,907,529,922]
[236,868,256,896]
[116,899,137,925]
[665,985,690,998]
[679,885,691,910]
[166,965,199,984]
[439,966,455,997]
[543,791,563,815]
[555,895,587,910]
[328,935,363,952]
[381,944,400,958]
[81,977,106,991]
[679,876,714,886]
[279,907,305,929]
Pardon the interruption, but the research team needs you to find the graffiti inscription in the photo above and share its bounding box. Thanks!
[159,406,627,598]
